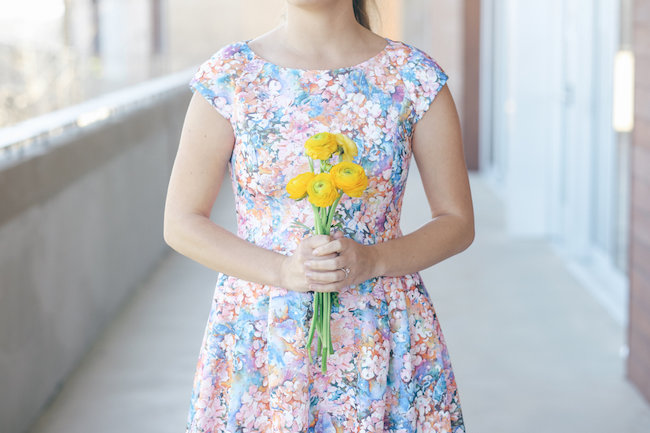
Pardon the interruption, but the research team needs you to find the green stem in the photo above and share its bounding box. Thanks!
[325,193,342,229]
[311,203,322,234]
[317,207,323,232]
[319,293,328,373]
[306,291,319,363]
[326,294,330,352]
[327,316,334,354]
[317,292,322,354]
[321,207,330,235]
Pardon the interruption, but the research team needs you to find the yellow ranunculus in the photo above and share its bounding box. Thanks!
[307,172,340,207]
[286,172,316,200]
[330,161,368,197]
[304,132,338,160]
[334,133,358,162]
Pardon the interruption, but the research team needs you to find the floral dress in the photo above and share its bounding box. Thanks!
[186,37,466,433]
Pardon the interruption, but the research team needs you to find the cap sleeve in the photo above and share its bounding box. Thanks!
[189,45,240,121]
[403,46,449,125]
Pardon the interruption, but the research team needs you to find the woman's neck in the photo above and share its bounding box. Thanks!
[248,2,386,70]
[281,1,364,53]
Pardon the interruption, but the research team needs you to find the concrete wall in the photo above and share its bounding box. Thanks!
[0,73,191,433]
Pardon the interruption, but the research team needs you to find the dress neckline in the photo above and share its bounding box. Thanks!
[242,38,393,73]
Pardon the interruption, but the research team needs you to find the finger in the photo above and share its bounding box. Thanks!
[310,281,342,293]
[312,239,342,256]
[308,234,332,248]
[309,251,338,261]
[306,269,340,283]
[304,256,345,271]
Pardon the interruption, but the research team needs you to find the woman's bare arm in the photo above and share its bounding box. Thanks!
[367,84,475,277]
[163,93,290,287]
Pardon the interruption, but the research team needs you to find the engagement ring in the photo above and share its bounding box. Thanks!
[341,267,350,278]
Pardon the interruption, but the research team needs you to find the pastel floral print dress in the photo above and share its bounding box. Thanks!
[186,37,466,433]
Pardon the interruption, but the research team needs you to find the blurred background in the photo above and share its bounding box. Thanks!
[1,0,649,432]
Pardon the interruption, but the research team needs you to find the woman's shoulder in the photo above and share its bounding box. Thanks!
[384,39,449,100]
[197,40,250,72]
[189,41,253,120]
[384,39,447,75]
[382,39,449,123]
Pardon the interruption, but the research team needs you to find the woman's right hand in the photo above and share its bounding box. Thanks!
[280,234,338,293]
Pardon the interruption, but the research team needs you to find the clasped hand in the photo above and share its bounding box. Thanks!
[280,231,377,293]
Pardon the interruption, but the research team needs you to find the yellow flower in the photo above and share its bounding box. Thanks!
[307,172,340,207]
[286,172,316,200]
[334,133,358,162]
[330,161,368,197]
[305,132,338,160]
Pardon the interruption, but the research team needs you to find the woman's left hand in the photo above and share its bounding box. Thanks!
[303,230,378,292]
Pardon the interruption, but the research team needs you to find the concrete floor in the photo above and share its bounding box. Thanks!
[27,169,650,433]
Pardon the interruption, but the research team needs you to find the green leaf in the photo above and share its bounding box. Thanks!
[290,219,312,231]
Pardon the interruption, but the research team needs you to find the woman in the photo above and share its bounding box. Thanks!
[164,0,474,431]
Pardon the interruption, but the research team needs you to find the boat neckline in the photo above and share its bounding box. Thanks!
[242,38,393,73]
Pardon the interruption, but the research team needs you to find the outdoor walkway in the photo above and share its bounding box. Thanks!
[27,169,650,433]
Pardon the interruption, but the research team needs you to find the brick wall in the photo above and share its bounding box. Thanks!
[462,0,481,170]
[627,0,650,405]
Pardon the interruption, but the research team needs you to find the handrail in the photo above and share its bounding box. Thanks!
[0,66,196,170]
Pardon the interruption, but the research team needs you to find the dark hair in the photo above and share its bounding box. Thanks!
[353,0,372,30]
[281,2,373,30]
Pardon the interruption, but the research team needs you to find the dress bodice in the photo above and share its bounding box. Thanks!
[189,39,448,255]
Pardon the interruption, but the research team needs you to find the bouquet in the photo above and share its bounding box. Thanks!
[285,132,368,373]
